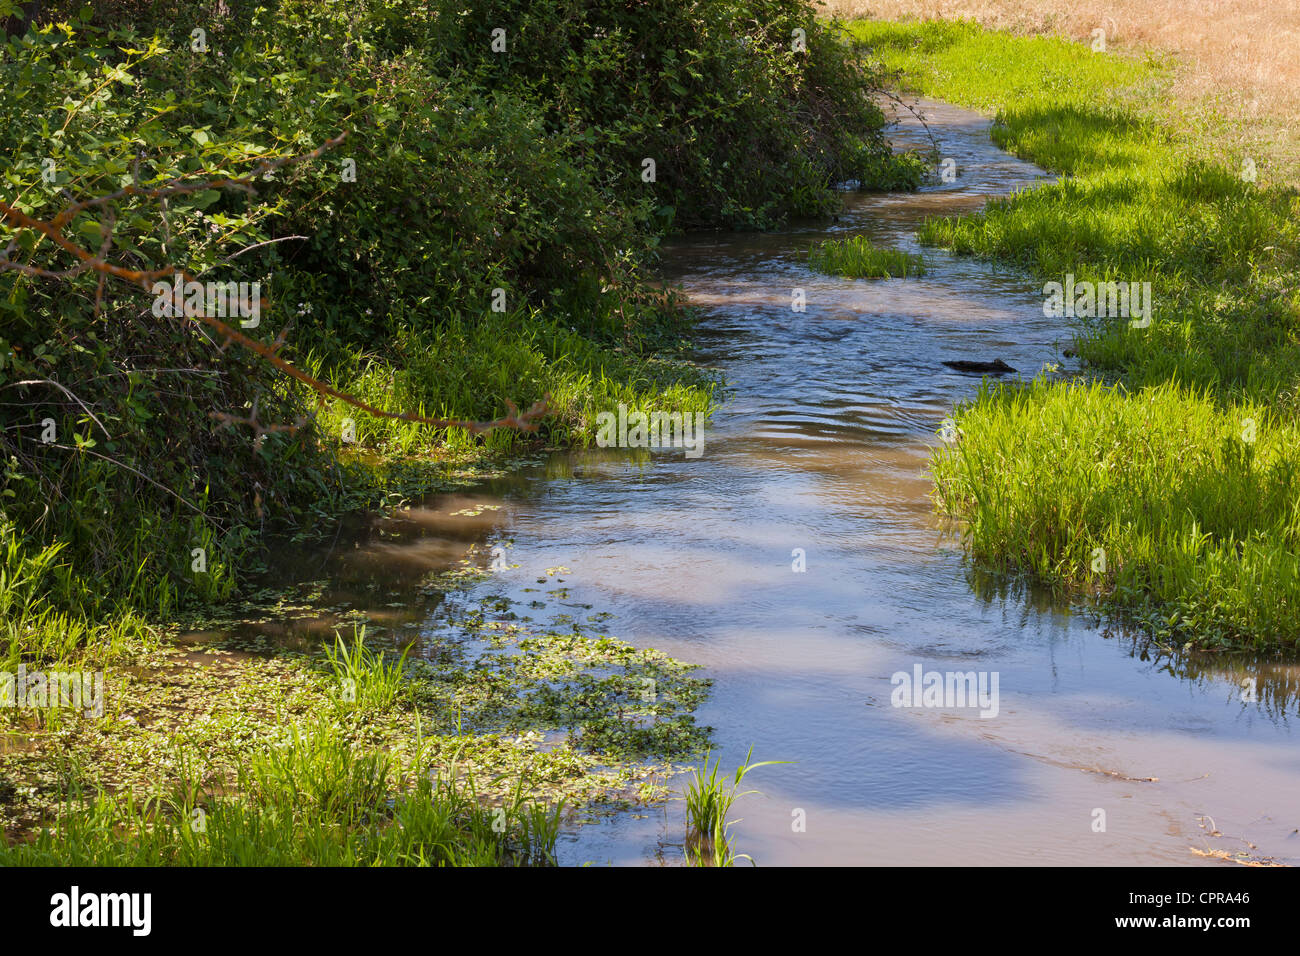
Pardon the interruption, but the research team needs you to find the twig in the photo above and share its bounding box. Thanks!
[5,378,111,439]
[221,235,309,261]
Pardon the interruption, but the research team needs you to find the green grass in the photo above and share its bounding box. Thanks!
[682,746,786,866]
[808,235,926,278]
[0,523,163,672]
[844,18,1300,649]
[323,628,411,712]
[934,379,1300,647]
[2,719,563,866]
[305,304,717,458]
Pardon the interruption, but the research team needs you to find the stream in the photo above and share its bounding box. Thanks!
[247,100,1300,866]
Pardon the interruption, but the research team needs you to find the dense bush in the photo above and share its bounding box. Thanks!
[0,0,919,621]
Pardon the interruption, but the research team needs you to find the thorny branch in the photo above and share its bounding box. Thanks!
[0,131,552,440]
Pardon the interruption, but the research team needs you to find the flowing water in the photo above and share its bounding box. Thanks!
[251,100,1300,866]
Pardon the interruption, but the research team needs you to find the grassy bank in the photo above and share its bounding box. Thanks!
[828,0,1300,187]
[845,19,1300,650]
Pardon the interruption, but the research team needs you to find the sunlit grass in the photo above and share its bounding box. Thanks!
[808,235,926,278]
[683,746,786,866]
[323,627,411,712]
[934,377,1300,648]
[0,523,163,672]
[829,1,1300,185]
[304,305,716,457]
[0,720,564,866]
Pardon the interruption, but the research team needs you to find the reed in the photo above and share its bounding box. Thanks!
[323,628,411,712]
[683,746,787,866]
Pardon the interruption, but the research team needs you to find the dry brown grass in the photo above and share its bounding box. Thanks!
[822,0,1300,182]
